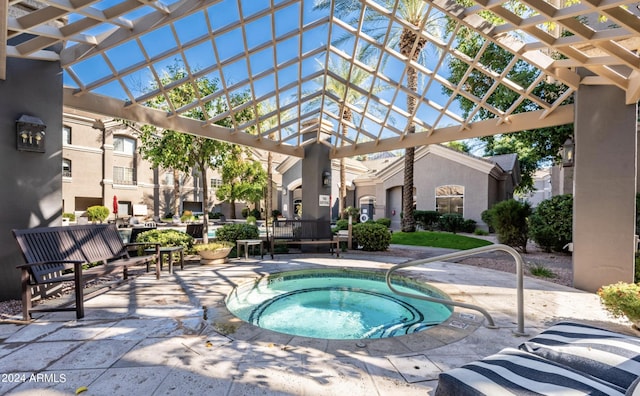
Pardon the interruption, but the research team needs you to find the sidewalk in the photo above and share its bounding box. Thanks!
[0,253,632,395]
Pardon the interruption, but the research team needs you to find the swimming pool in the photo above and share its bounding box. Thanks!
[225,269,453,340]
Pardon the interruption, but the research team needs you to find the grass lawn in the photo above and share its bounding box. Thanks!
[390,231,493,250]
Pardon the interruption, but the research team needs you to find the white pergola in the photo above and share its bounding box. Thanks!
[4,0,640,292]
[4,0,640,158]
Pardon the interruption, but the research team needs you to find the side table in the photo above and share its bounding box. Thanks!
[236,239,264,260]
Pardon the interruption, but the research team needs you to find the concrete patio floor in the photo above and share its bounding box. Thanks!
[0,251,636,395]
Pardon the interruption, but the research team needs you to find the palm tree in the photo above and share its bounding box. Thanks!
[315,0,441,231]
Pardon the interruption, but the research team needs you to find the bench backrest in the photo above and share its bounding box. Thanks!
[13,224,128,283]
[129,226,156,243]
[271,220,331,240]
[185,223,204,238]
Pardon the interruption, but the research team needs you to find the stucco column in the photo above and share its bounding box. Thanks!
[573,83,637,292]
[302,142,332,225]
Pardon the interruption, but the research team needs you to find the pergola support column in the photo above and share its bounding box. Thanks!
[573,83,637,292]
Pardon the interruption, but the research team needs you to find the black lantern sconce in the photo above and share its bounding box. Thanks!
[16,115,46,153]
[322,170,331,187]
[561,137,574,167]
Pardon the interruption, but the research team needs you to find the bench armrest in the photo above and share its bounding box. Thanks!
[16,259,85,269]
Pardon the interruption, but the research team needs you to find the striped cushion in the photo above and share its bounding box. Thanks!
[435,348,626,396]
[519,321,640,389]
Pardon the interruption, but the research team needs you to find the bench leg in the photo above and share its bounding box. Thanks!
[179,250,184,270]
[20,269,32,321]
[167,253,173,274]
[155,245,160,280]
[74,266,85,319]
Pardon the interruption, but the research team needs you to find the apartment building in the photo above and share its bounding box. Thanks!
[61,110,279,221]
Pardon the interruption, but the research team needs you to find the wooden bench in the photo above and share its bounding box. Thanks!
[12,223,160,320]
[269,220,339,259]
[185,223,204,240]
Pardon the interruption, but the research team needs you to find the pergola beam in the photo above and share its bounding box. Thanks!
[63,88,305,158]
[332,105,575,159]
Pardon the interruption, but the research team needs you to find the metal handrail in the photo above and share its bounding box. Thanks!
[385,243,527,336]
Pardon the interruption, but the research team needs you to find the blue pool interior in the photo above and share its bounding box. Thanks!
[226,269,453,340]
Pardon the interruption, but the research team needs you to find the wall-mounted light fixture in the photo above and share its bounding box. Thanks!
[322,171,330,187]
[561,137,574,167]
[16,114,46,153]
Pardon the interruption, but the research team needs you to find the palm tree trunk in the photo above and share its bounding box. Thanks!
[400,28,424,233]
[340,106,352,220]
[267,151,273,222]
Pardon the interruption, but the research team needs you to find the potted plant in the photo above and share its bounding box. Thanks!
[597,282,640,329]
[194,241,234,265]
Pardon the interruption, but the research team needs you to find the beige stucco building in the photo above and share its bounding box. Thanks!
[277,144,520,229]
[62,110,281,221]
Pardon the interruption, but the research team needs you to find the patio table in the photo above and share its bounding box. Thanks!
[236,239,263,260]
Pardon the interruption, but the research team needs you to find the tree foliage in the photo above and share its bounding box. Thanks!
[444,6,573,193]
[138,61,253,242]
[215,145,267,219]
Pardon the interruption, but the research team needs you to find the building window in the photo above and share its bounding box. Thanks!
[113,136,136,155]
[62,125,71,145]
[436,185,464,215]
[62,158,72,177]
[113,166,136,185]
[211,178,223,189]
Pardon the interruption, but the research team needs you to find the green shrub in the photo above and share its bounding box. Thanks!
[414,210,441,230]
[474,229,489,236]
[333,219,349,233]
[528,265,556,278]
[250,208,261,219]
[481,209,495,233]
[272,209,282,219]
[352,222,391,251]
[210,212,223,219]
[62,212,76,221]
[241,208,250,218]
[136,229,194,252]
[598,282,640,322]
[215,223,259,242]
[246,216,257,225]
[438,213,465,234]
[487,199,531,252]
[375,217,391,228]
[86,205,109,223]
[181,210,193,223]
[462,219,477,233]
[193,241,234,252]
[529,194,573,252]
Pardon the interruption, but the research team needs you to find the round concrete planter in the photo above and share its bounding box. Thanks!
[197,247,232,265]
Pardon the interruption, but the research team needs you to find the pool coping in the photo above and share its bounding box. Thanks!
[175,259,490,358]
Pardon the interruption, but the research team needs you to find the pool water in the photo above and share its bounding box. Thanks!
[225,269,453,340]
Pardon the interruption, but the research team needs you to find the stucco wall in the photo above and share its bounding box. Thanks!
[0,57,63,300]
[380,151,491,227]
[62,119,104,208]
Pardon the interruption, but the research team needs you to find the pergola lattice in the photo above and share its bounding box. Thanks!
[4,0,640,158]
